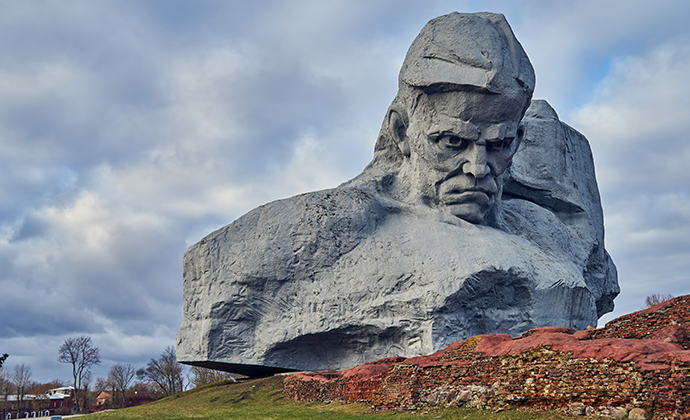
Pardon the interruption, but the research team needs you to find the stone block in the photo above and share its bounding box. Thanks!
[628,408,652,420]
[177,11,618,376]
[568,402,586,416]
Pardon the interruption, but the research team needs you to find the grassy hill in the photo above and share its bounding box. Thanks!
[87,375,584,420]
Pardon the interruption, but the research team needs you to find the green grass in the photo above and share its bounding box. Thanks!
[86,375,586,420]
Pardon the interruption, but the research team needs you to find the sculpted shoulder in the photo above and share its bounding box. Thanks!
[184,185,387,283]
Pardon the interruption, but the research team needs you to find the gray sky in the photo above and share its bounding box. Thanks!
[1,0,689,383]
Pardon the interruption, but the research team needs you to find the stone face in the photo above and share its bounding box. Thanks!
[176,12,619,376]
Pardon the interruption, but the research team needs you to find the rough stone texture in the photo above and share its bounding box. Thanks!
[629,408,653,420]
[505,100,619,318]
[176,12,618,376]
[590,295,690,348]
[284,295,690,419]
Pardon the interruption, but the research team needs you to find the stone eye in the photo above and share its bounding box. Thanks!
[486,137,513,152]
[439,135,469,151]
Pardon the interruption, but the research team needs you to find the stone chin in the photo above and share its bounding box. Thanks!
[441,191,494,224]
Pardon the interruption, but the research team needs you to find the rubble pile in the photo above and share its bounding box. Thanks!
[285,296,690,419]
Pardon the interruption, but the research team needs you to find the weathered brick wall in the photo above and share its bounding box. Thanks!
[591,296,690,348]
[284,295,690,419]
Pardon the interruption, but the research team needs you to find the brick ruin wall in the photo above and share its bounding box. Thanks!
[284,295,690,419]
[590,295,690,347]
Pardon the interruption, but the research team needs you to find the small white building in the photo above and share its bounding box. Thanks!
[2,386,74,419]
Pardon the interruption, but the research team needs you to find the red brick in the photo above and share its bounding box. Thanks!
[284,294,690,419]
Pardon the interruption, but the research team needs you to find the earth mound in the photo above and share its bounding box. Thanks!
[285,295,690,419]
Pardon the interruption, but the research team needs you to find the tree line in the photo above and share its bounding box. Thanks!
[1,336,238,415]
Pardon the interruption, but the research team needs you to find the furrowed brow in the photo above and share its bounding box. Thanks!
[428,119,479,140]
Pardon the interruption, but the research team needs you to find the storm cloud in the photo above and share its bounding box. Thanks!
[1,0,689,382]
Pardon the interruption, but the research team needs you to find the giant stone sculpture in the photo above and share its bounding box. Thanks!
[177,12,619,377]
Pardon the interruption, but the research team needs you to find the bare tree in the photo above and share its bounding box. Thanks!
[12,364,32,409]
[644,293,674,308]
[0,353,7,413]
[57,336,101,413]
[136,346,185,397]
[0,363,9,414]
[80,370,92,413]
[108,363,136,408]
[189,365,238,388]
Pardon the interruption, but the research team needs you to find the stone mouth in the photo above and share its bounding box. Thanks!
[441,190,492,206]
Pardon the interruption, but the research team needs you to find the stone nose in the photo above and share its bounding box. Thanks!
[463,144,490,178]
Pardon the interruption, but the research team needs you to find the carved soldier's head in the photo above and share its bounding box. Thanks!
[374,12,535,225]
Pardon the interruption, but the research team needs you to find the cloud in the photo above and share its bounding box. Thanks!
[514,0,690,113]
[1,190,177,336]
[0,0,396,382]
[573,39,690,322]
[1,0,689,382]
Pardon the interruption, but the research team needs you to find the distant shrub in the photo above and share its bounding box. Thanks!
[55,406,72,415]
[644,293,674,308]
